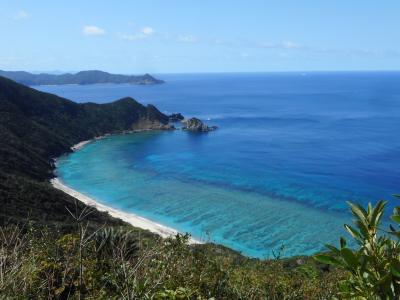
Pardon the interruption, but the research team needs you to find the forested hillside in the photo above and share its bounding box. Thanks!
[0,75,169,226]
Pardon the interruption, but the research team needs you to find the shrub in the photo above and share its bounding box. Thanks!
[315,196,400,299]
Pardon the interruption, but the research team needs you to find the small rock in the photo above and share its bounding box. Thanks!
[182,117,217,132]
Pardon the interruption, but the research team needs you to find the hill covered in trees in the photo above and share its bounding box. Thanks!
[0,70,164,86]
[0,75,169,227]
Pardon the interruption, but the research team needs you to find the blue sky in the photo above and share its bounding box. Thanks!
[1,1,400,73]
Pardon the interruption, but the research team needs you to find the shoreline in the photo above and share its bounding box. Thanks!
[70,128,174,152]
[51,178,201,244]
[71,140,92,151]
[53,136,201,245]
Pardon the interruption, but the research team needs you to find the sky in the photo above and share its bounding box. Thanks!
[1,1,400,74]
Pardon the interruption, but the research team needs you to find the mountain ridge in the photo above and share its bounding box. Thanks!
[0,69,164,86]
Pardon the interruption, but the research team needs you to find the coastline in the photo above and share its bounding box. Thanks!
[70,128,173,152]
[71,139,92,151]
[51,178,200,244]
[52,137,201,245]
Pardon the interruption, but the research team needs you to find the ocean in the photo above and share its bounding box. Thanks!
[37,72,400,257]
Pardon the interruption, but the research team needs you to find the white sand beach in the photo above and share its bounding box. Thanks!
[71,140,92,151]
[51,177,200,244]
[53,137,201,244]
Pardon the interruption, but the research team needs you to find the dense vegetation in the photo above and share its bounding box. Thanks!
[0,220,341,299]
[0,75,168,227]
[0,70,164,86]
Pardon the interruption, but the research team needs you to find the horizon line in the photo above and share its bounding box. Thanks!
[3,68,400,76]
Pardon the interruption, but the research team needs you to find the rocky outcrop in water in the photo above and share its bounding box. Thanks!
[182,118,217,132]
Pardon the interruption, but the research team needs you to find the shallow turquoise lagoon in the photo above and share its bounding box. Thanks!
[56,132,351,257]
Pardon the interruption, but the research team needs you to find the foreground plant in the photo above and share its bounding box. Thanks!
[315,196,400,299]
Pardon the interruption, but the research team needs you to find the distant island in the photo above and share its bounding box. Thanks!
[0,69,164,86]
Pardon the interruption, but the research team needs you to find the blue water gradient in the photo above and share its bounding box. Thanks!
[39,72,400,257]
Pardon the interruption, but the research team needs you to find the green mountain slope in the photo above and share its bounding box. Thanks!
[0,75,169,226]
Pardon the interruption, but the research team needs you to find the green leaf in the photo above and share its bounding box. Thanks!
[391,260,400,278]
[348,202,367,222]
[325,244,340,255]
[358,254,369,272]
[344,224,361,240]
[391,215,400,224]
[341,248,358,269]
[388,231,400,238]
[340,237,347,248]
[394,207,400,216]
[314,254,341,266]
[355,220,370,239]
[376,273,393,296]
[370,201,386,226]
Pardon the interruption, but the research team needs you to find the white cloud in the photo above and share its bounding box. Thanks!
[178,35,198,43]
[141,26,154,35]
[83,25,106,36]
[14,10,29,20]
[119,26,155,41]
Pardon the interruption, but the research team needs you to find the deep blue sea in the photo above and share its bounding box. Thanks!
[37,72,400,257]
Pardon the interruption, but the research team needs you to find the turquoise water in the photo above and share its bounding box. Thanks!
[40,72,400,257]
